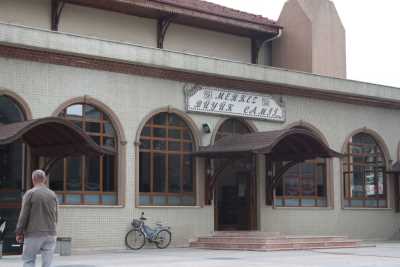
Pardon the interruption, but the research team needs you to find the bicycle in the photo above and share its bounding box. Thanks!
[125,212,171,250]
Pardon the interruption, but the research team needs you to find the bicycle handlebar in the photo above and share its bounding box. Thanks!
[139,212,147,221]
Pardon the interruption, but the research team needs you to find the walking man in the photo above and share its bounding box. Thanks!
[16,169,58,267]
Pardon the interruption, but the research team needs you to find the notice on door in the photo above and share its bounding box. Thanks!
[184,84,286,122]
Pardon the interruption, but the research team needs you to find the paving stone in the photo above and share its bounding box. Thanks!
[1,243,400,267]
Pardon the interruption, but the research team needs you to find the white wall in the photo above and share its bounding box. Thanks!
[165,24,251,63]
[0,0,252,62]
[0,0,51,29]
[59,4,157,47]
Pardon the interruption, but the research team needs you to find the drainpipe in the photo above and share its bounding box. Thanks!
[259,28,282,65]
[262,28,283,47]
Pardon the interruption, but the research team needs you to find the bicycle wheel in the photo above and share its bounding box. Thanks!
[125,229,145,250]
[155,229,171,249]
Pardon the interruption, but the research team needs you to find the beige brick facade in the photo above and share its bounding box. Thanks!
[0,1,398,252]
[1,50,400,249]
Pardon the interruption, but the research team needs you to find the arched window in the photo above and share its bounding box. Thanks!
[139,112,195,206]
[49,103,118,205]
[0,95,25,193]
[0,95,26,255]
[274,126,328,207]
[215,118,252,141]
[343,132,387,208]
[0,95,25,124]
[214,118,253,173]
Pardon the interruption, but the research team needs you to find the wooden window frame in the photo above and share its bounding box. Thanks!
[0,95,28,210]
[274,158,328,208]
[343,134,387,208]
[50,103,118,205]
[138,113,196,206]
[215,118,252,141]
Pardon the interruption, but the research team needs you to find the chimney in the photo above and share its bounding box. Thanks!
[272,0,346,78]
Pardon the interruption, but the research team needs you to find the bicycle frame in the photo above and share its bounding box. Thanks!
[139,224,169,242]
[132,215,170,243]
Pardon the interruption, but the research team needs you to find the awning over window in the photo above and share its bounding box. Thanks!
[193,128,342,161]
[0,117,115,157]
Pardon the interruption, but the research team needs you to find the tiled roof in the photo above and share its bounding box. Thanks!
[64,0,281,35]
[153,0,278,26]
[193,128,342,159]
[0,117,115,157]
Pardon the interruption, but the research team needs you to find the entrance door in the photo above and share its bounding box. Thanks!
[215,157,257,231]
[0,143,24,254]
[213,118,256,231]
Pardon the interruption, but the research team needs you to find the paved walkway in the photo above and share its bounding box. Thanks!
[1,243,400,267]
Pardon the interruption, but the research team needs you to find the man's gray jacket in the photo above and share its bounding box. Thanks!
[16,186,58,236]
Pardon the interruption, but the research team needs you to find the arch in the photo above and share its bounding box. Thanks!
[51,96,126,206]
[197,128,340,159]
[52,96,126,144]
[341,127,391,166]
[211,117,258,145]
[264,128,339,159]
[210,117,258,230]
[0,89,32,120]
[282,121,333,208]
[0,117,111,155]
[341,127,390,208]
[0,89,31,255]
[285,120,330,146]
[135,106,200,207]
[135,106,201,148]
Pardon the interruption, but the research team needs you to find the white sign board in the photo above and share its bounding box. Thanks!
[184,84,286,122]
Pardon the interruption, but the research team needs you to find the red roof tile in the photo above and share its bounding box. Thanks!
[64,0,280,35]
[152,0,278,26]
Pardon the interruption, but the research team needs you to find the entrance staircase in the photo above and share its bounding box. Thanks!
[190,231,363,251]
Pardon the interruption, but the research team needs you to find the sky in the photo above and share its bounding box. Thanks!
[207,0,400,88]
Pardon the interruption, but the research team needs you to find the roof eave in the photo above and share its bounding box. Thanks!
[63,0,281,36]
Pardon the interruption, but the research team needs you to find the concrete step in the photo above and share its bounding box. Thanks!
[197,236,348,244]
[190,232,363,251]
[212,231,281,237]
[190,240,362,251]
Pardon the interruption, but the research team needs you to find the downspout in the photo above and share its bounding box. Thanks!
[262,28,283,47]
[259,28,282,65]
